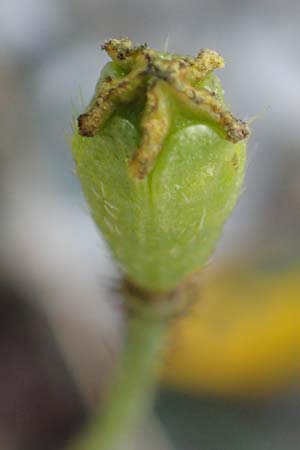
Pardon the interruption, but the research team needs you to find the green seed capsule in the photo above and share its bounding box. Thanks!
[72,38,249,293]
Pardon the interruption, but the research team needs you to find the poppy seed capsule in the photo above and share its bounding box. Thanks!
[72,38,249,293]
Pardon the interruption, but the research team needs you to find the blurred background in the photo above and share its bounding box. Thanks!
[0,0,300,449]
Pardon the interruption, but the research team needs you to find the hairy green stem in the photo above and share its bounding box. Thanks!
[69,307,168,450]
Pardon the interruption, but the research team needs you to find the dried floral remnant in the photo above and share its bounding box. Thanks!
[78,38,249,179]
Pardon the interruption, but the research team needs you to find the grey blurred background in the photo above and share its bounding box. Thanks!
[0,0,299,449]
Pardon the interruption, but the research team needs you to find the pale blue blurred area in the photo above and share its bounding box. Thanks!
[156,390,300,450]
[0,1,300,449]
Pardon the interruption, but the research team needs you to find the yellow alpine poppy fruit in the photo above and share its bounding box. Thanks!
[72,38,249,293]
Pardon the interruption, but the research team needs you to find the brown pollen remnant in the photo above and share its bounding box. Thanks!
[77,113,93,137]
[231,152,239,170]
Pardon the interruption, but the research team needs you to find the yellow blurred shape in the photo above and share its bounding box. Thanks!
[162,267,300,397]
